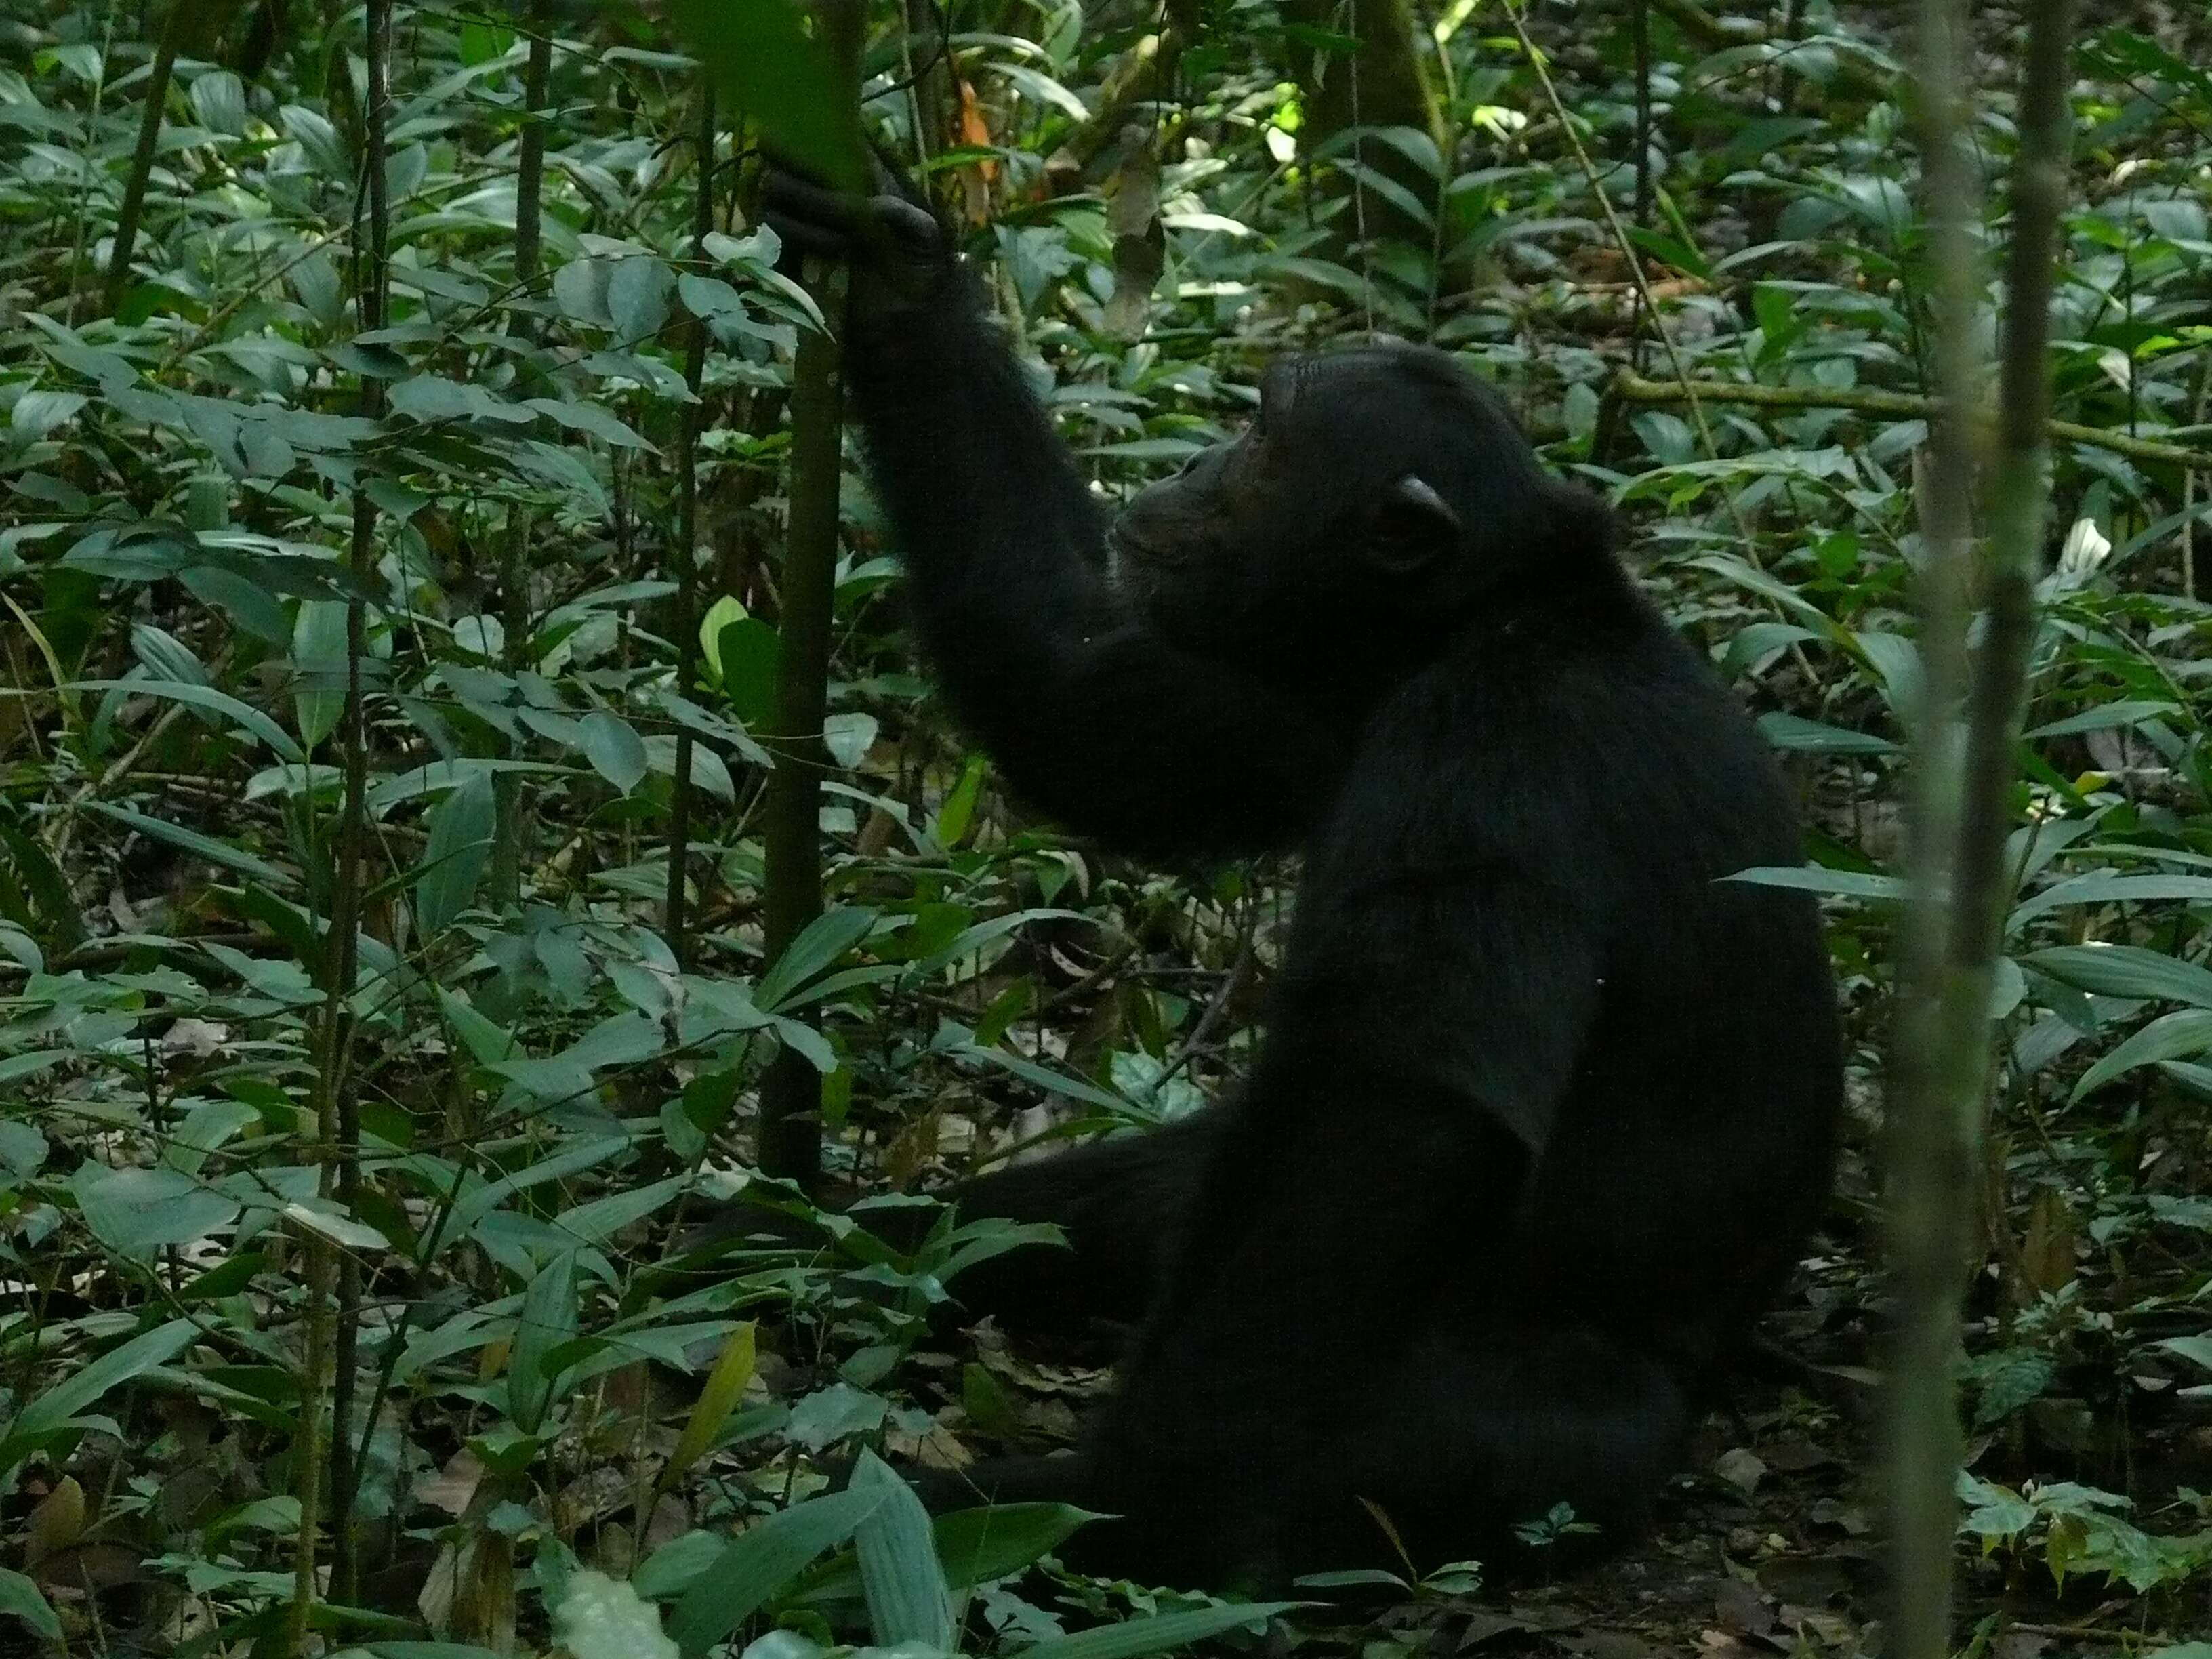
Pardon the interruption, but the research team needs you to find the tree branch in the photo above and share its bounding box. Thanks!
[1611,371,2212,473]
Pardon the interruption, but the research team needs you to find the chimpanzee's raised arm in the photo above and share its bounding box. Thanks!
[765,169,1349,858]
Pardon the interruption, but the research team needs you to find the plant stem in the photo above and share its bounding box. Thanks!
[1610,372,2211,472]
[1883,4,2077,1657]
[664,82,716,970]
[301,0,389,1622]
[758,0,863,1186]
[493,9,554,909]
[106,0,230,314]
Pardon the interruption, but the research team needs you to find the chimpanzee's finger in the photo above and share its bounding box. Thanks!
[762,168,867,232]
[760,211,850,262]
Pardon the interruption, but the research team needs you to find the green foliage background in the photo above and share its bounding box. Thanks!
[1,0,2211,1653]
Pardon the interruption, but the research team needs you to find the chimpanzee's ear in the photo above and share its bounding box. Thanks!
[1365,473,1462,573]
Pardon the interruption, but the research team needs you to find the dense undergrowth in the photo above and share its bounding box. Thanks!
[3,0,2212,1654]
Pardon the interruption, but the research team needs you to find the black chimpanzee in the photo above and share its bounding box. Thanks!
[759,163,1843,1589]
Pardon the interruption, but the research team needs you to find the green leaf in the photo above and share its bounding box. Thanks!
[822,712,877,771]
[608,257,675,345]
[804,1502,1095,1605]
[905,908,1091,983]
[710,613,783,728]
[935,754,987,847]
[667,0,865,192]
[416,772,495,938]
[189,68,247,134]
[699,594,749,683]
[292,599,350,748]
[72,678,305,762]
[12,389,87,439]
[2026,945,2212,1009]
[527,398,651,450]
[758,906,878,1009]
[438,987,519,1065]
[2024,701,2178,739]
[579,710,650,795]
[668,1487,891,1659]
[1755,713,1898,755]
[0,1568,61,1642]
[851,1450,955,1649]
[1723,865,1907,902]
[0,1317,197,1471]
[72,1164,242,1258]
[508,1249,579,1434]
[2010,872,2212,928]
[2154,1335,2212,1374]
[2071,1009,2212,1101]
[1013,1601,1297,1659]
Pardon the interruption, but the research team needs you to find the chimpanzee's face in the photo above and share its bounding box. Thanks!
[1107,344,1556,682]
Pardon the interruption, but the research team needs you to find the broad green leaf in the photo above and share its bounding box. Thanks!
[667,1487,890,1658]
[1756,713,1898,755]
[1013,1601,1297,1659]
[758,906,879,1008]
[130,624,210,691]
[2011,872,2212,928]
[551,1174,691,1248]
[608,257,675,344]
[72,678,304,762]
[0,1567,61,1641]
[0,1317,197,1471]
[667,0,865,192]
[934,755,987,847]
[1723,865,1906,902]
[283,1197,390,1251]
[438,987,519,1065]
[189,68,247,134]
[2026,945,2212,1009]
[661,1323,756,1492]
[699,594,749,682]
[904,908,1090,984]
[2025,701,2178,739]
[508,1249,579,1434]
[2070,1008,2212,1101]
[72,1165,241,1258]
[12,389,87,438]
[579,710,649,795]
[292,599,350,747]
[2156,1335,2212,1374]
[851,1450,954,1649]
[822,711,878,771]
[801,1502,1097,1604]
[416,771,495,938]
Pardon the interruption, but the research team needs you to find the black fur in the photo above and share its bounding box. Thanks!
[766,171,1843,1588]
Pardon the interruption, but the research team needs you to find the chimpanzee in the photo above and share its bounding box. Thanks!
[758,163,1843,1589]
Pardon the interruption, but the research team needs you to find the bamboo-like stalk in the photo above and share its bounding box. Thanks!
[757,0,863,1185]
[1609,372,2210,472]
[293,0,390,1634]
[105,0,219,314]
[664,83,717,970]
[1883,4,2078,1657]
[492,12,554,910]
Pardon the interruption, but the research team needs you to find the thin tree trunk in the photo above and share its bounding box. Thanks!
[295,0,388,1632]
[1282,0,1446,251]
[665,84,716,969]
[1883,5,2078,1658]
[106,0,234,314]
[492,9,554,909]
[758,0,862,1187]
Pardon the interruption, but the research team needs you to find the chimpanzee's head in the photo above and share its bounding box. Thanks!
[1107,342,1615,685]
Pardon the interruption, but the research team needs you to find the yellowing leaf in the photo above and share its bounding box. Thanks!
[661,1322,757,1492]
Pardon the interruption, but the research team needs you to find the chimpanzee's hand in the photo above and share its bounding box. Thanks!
[762,157,952,327]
